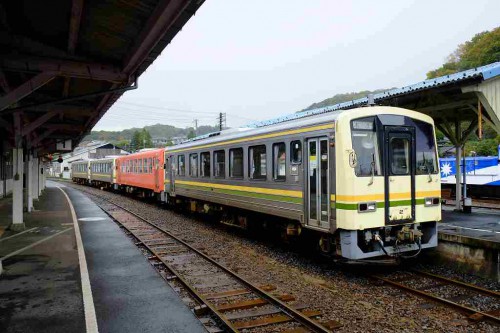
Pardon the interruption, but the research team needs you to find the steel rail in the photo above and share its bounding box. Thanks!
[99,203,238,332]
[370,274,500,324]
[92,193,331,333]
[411,269,500,298]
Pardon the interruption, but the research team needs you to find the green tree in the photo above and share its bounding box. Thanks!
[464,138,499,156]
[427,27,500,79]
[130,130,142,151]
[187,128,196,139]
[129,129,153,151]
[141,128,153,148]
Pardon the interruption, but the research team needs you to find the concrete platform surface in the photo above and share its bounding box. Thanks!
[440,206,500,249]
[0,183,84,333]
[1,181,205,333]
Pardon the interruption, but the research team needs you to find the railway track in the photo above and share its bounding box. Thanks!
[87,192,340,333]
[370,269,500,324]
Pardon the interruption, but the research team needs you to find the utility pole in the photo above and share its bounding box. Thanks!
[218,112,226,131]
[193,119,198,135]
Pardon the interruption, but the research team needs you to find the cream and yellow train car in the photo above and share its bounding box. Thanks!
[89,158,116,189]
[163,106,440,260]
[71,160,90,184]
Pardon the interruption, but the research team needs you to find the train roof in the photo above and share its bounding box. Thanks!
[165,106,434,153]
[116,148,164,160]
[165,107,347,153]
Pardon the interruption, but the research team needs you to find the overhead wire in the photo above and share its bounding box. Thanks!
[115,101,257,122]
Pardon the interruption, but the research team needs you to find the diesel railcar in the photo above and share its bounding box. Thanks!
[89,158,116,189]
[73,106,440,261]
[440,156,500,198]
[163,106,440,260]
[71,160,90,184]
[115,149,165,196]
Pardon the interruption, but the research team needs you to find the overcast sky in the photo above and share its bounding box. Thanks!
[94,0,500,131]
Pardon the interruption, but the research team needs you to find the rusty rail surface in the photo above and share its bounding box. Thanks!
[82,189,336,333]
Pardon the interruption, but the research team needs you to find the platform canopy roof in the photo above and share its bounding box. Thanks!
[0,0,205,155]
[250,62,500,146]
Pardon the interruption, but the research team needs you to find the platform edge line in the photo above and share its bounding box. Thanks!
[0,228,72,261]
[57,186,99,333]
[0,227,39,243]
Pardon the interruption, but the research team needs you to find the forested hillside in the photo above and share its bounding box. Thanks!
[86,124,219,143]
[302,89,390,111]
[426,26,499,78]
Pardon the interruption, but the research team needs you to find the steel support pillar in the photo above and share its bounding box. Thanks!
[26,153,33,212]
[11,148,24,231]
[39,162,43,196]
[41,164,46,191]
[455,145,462,211]
[32,157,39,201]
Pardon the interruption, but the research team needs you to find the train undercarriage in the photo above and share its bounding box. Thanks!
[163,192,437,262]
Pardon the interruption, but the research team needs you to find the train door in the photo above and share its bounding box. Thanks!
[306,137,329,229]
[154,153,160,192]
[168,154,175,196]
[384,127,416,223]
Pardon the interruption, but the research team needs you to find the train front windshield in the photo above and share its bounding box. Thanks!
[351,116,438,176]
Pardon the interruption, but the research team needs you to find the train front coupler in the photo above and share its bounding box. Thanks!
[374,225,423,259]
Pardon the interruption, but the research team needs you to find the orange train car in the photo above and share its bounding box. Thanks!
[115,148,165,197]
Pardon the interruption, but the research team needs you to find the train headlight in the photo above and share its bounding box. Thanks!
[358,202,377,213]
[424,197,440,206]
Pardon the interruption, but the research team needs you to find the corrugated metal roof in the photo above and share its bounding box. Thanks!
[248,61,500,128]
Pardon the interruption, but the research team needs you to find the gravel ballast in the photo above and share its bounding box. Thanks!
[65,182,500,332]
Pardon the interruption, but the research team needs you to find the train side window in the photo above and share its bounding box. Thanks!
[148,158,153,173]
[229,148,243,178]
[273,142,286,181]
[290,140,302,164]
[189,153,198,177]
[143,158,147,173]
[249,145,267,180]
[200,152,210,177]
[214,150,225,178]
[178,155,185,176]
[134,159,137,173]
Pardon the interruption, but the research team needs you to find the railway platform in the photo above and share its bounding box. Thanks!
[0,181,205,333]
[436,206,500,280]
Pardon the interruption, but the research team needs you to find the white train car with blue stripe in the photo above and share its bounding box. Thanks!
[440,152,500,197]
